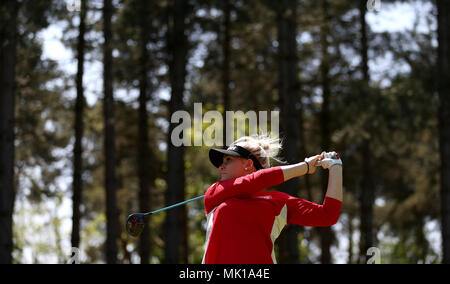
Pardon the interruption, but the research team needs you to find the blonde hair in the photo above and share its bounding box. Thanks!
[231,133,286,169]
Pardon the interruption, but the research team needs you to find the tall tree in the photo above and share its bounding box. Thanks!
[358,0,375,264]
[0,0,18,265]
[222,0,231,147]
[274,0,301,264]
[318,0,333,264]
[71,0,87,251]
[437,0,450,264]
[103,0,118,264]
[164,0,188,264]
[137,0,152,264]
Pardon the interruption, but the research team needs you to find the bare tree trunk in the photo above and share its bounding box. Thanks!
[348,211,354,264]
[318,0,333,264]
[358,0,375,264]
[137,0,152,264]
[222,0,231,147]
[0,0,18,265]
[103,0,118,264]
[71,0,87,251]
[415,214,428,263]
[276,0,301,264]
[437,0,450,264]
[164,0,187,264]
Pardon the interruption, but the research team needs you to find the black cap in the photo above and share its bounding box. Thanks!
[209,145,263,170]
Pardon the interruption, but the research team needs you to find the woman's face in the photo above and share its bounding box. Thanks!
[219,155,253,181]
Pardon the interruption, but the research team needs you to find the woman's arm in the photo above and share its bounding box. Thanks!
[284,152,343,227]
[281,152,343,200]
[319,152,343,202]
[285,165,343,227]
[325,165,342,202]
[281,154,323,181]
[204,167,285,213]
[280,162,308,181]
[286,195,342,227]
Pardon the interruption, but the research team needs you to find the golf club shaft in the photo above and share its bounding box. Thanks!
[144,195,205,216]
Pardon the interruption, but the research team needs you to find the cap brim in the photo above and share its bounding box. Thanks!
[209,148,243,168]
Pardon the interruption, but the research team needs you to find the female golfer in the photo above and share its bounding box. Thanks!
[202,134,343,264]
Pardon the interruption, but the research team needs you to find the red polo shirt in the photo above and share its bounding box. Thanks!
[202,166,342,264]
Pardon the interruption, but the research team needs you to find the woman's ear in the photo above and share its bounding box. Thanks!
[245,159,254,171]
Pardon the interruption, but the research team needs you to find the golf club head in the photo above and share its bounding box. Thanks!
[126,213,146,237]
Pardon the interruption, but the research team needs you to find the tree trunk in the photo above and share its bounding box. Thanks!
[358,0,375,264]
[164,0,187,264]
[276,0,301,264]
[222,0,231,147]
[437,0,450,264]
[71,0,87,251]
[103,0,118,264]
[318,0,333,264]
[137,0,152,265]
[348,211,354,264]
[0,0,18,265]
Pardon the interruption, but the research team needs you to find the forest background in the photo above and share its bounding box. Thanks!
[1,0,450,264]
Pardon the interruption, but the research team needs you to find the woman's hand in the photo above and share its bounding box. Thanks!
[317,151,342,169]
[281,152,328,181]
[304,154,324,175]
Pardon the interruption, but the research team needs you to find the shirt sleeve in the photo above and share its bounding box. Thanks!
[204,166,285,214]
[286,196,342,227]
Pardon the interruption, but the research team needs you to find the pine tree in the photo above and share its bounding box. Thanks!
[103,0,118,264]
[137,0,152,264]
[437,0,450,264]
[0,0,18,264]
[274,0,302,264]
[358,0,375,264]
[71,0,87,251]
[164,0,189,264]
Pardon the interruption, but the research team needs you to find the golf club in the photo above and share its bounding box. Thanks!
[126,195,205,237]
